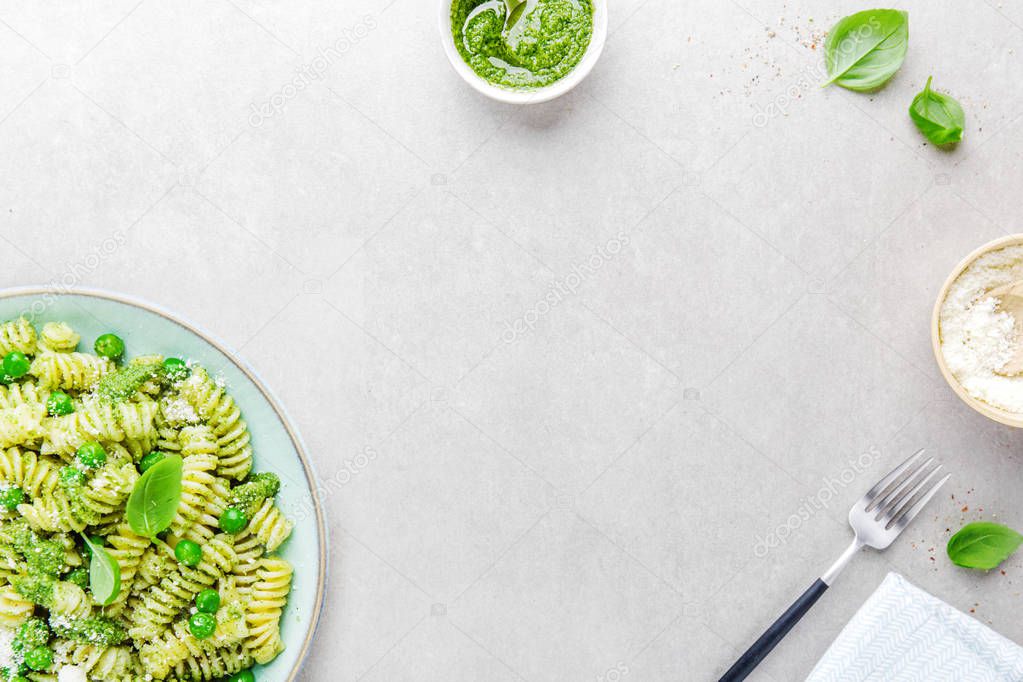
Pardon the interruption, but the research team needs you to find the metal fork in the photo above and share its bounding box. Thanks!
[720,449,950,681]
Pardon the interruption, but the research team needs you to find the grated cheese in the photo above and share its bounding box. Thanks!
[57,665,89,682]
[0,627,14,672]
[940,244,1023,412]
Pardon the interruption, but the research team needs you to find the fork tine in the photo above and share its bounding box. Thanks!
[862,450,928,512]
[858,448,925,509]
[878,463,941,523]
[888,472,951,532]
[873,459,938,520]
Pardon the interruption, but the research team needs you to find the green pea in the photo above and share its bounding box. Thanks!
[59,466,85,486]
[0,487,23,511]
[94,333,125,360]
[66,567,89,589]
[218,507,248,534]
[23,645,52,671]
[174,540,202,567]
[227,671,256,682]
[188,612,216,639]
[162,356,190,380]
[195,588,220,614]
[45,390,74,416]
[1,352,29,379]
[138,451,166,473]
[76,441,107,469]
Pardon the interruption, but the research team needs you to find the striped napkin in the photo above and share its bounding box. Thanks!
[806,573,1023,681]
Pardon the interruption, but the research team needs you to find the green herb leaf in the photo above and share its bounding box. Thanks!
[909,76,965,145]
[947,521,1023,570]
[824,9,909,91]
[126,454,183,537]
[80,534,121,606]
[505,0,527,31]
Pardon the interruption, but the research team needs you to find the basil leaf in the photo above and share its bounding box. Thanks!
[947,521,1023,570]
[126,454,183,537]
[824,9,909,91]
[910,76,965,145]
[506,0,527,30]
[81,534,120,606]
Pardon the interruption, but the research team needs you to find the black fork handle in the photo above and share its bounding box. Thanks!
[718,579,829,681]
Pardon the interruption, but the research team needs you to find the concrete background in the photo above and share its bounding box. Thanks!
[2,0,1023,679]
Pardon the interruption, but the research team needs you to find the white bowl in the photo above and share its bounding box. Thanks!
[439,0,607,104]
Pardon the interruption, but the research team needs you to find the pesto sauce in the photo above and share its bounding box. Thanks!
[452,0,593,90]
[95,360,160,401]
[1,520,66,578]
[230,472,280,516]
[50,615,127,646]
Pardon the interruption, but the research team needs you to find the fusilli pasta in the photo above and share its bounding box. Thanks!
[37,322,79,353]
[0,318,37,356]
[0,319,294,680]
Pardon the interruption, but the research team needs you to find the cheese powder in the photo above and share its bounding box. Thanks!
[940,245,1023,413]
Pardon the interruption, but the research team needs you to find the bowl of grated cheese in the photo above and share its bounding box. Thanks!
[933,234,1023,428]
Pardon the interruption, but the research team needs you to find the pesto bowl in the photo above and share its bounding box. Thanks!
[440,0,608,104]
[0,287,327,681]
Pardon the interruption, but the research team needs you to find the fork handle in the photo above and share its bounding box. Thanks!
[718,579,828,682]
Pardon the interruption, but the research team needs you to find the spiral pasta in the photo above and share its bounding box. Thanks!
[0,317,37,356]
[55,532,83,568]
[42,398,158,457]
[38,321,80,353]
[0,403,46,448]
[178,368,252,481]
[0,546,23,584]
[134,540,177,593]
[0,580,33,626]
[0,447,62,499]
[169,453,219,537]
[139,618,253,680]
[104,523,150,615]
[0,319,294,680]
[0,381,46,410]
[173,477,230,545]
[50,581,92,620]
[241,498,294,553]
[210,575,248,646]
[18,492,85,533]
[57,642,136,681]
[179,424,218,458]
[173,645,253,681]
[243,557,291,664]
[138,620,191,679]
[69,461,138,525]
[126,535,236,643]
[30,352,112,391]
[231,533,265,575]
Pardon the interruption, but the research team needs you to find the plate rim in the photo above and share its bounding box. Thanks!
[0,285,328,681]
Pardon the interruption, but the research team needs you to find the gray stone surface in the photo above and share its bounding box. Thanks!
[2,1,1023,680]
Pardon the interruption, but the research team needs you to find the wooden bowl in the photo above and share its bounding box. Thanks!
[932,234,1023,428]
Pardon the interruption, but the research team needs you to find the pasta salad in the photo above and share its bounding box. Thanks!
[0,318,294,681]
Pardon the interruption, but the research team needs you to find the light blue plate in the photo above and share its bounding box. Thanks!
[0,287,327,681]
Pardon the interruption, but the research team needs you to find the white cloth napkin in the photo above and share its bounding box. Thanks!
[806,572,1023,681]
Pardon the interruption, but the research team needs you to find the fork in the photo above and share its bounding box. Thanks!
[719,449,950,681]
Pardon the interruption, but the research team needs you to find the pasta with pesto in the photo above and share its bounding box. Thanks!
[0,318,294,680]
